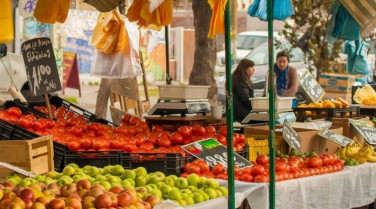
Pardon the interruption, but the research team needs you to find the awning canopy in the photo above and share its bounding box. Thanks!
[83,0,123,12]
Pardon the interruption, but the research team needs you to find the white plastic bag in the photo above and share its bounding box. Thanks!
[91,18,142,78]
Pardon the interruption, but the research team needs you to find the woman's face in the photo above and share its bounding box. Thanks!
[246,66,254,76]
[276,56,289,70]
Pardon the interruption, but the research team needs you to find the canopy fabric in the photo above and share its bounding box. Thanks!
[83,0,123,12]
[207,0,228,38]
[338,0,376,37]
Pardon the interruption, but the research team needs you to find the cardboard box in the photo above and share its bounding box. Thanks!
[324,90,353,103]
[328,61,347,74]
[317,126,344,154]
[331,117,370,145]
[319,73,356,91]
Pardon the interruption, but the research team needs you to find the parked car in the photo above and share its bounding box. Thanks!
[216,31,279,74]
[216,39,313,106]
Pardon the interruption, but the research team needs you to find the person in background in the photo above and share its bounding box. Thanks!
[274,50,298,96]
[232,59,255,122]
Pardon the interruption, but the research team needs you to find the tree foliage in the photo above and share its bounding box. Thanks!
[280,0,343,78]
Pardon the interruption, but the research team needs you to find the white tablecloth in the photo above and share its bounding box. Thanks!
[155,163,376,209]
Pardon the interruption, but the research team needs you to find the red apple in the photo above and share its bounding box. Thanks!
[76,180,91,190]
[117,192,133,207]
[141,202,151,209]
[12,187,24,197]
[144,195,160,207]
[87,188,104,198]
[30,202,46,209]
[109,186,123,195]
[60,184,77,197]
[94,194,112,208]
[66,198,82,209]
[3,192,17,200]
[35,196,50,206]
[20,189,34,201]
[3,182,14,189]
[24,199,33,209]
[48,199,66,209]
[67,194,81,201]
[0,199,11,209]
[105,192,118,207]
[77,189,89,199]
[81,196,95,209]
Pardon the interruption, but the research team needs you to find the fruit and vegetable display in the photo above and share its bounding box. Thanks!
[0,164,228,208]
[0,107,246,153]
[337,138,376,164]
[297,98,350,109]
[180,151,344,183]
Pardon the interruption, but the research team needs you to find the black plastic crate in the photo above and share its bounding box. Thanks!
[65,150,120,168]
[293,106,360,122]
[0,118,39,140]
[53,142,67,172]
[121,152,194,176]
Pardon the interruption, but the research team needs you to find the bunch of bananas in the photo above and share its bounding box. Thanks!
[337,138,376,164]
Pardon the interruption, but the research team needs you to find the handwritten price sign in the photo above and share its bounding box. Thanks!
[349,119,376,145]
[182,138,252,169]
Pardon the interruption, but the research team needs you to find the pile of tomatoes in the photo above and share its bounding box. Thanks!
[180,154,344,183]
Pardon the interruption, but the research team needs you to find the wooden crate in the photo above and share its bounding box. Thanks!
[0,136,54,178]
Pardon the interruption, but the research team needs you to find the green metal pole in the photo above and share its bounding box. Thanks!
[224,1,235,209]
[267,0,276,209]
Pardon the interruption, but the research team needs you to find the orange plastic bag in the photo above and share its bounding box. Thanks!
[207,0,228,38]
[91,10,127,54]
[33,0,70,24]
[0,0,14,43]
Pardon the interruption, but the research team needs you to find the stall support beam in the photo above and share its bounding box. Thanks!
[165,25,172,85]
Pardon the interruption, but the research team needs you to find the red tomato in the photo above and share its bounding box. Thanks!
[242,167,252,175]
[212,164,225,175]
[251,165,265,176]
[178,126,192,139]
[134,125,144,134]
[192,159,204,165]
[240,174,253,182]
[8,115,18,124]
[183,163,193,173]
[92,139,105,150]
[254,175,268,183]
[24,114,36,122]
[291,170,301,179]
[192,124,206,136]
[7,107,22,118]
[202,172,216,178]
[146,133,159,145]
[123,143,137,152]
[80,138,93,149]
[121,114,132,124]
[308,157,322,168]
[237,134,245,144]
[187,164,201,174]
[219,126,227,136]
[68,140,81,151]
[110,139,124,150]
[139,143,154,151]
[67,117,80,127]
[134,134,146,146]
[205,126,216,134]
[180,173,190,178]
[256,155,270,166]
[18,117,32,129]
[129,116,141,126]
[275,162,287,172]
[216,173,228,180]
[197,161,210,173]
[88,122,103,132]
[216,134,227,146]
[157,137,172,148]
[33,119,47,131]
[170,132,184,145]
[152,125,164,132]
[279,158,288,164]
[70,125,83,137]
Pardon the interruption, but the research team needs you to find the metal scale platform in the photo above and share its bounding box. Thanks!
[148,99,211,117]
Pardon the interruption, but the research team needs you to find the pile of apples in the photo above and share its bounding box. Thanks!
[180,153,345,183]
[1,164,228,208]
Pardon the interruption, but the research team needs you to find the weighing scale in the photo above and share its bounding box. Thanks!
[148,99,211,117]
[241,111,296,124]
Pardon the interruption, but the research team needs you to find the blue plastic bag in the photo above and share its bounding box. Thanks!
[247,0,294,21]
[345,39,371,75]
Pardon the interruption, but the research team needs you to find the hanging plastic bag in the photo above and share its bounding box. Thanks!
[33,0,70,24]
[91,19,142,78]
[91,9,126,54]
[247,0,261,17]
[247,0,294,21]
[344,41,356,74]
[353,39,370,75]
[0,0,13,43]
[207,0,228,38]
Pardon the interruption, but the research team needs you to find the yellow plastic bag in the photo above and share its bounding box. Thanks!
[33,0,70,24]
[207,0,228,38]
[353,84,376,105]
[0,0,14,43]
[91,9,127,54]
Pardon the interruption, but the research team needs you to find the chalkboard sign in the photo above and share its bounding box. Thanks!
[318,128,352,147]
[181,138,252,169]
[282,120,302,153]
[21,38,61,96]
[349,119,376,145]
[298,69,325,103]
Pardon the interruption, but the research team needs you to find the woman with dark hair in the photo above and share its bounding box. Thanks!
[232,59,255,122]
[274,50,298,96]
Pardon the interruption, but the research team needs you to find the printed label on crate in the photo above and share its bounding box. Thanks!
[298,69,325,103]
[318,128,352,147]
[21,37,62,96]
[349,119,376,145]
[181,138,252,169]
[282,121,302,153]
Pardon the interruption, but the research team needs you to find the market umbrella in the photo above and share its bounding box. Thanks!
[83,0,123,12]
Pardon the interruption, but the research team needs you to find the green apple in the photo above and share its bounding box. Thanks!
[121,180,132,188]
[95,175,107,181]
[124,178,135,187]
[57,177,72,187]
[153,171,165,179]
[160,185,172,199]
[136,186,148,196]
[204,179,219,189]
[148,184,158,190]
[111,165,125,176]
[121,170,136,180]
[183,196,195,205]
[46,171,58,179]
[163,177,175,187]
[98,168,104,174]
[205,188,217,199]
[135,176,147,187]
[168,188,182,201]
[178,199,187,206]
[87,177,95,183]
[43,178,55,186]
[88,167,99,177]
[67,163,79,169]
[187,185,198,192]
[198,177,207,188]
[218,186,228,196]
[19,179,31,187]
[175,177,188,189]
[62,165,76,176]
[180,189,192,195]
[193,193,205,203]
[34,175,46,182]
[145,185,153,192]
[135,167,148,177]
[147,175,160,184]
[148,189,162,199]
[110,181,122,187]
[100,181,112,190]
[106,176,119,183]
[167,175,178,182]
[156,182,166,189]
[187,174,200,187]
[102,165,113,175]
[198,190,210,201]
[216,189,223,197]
